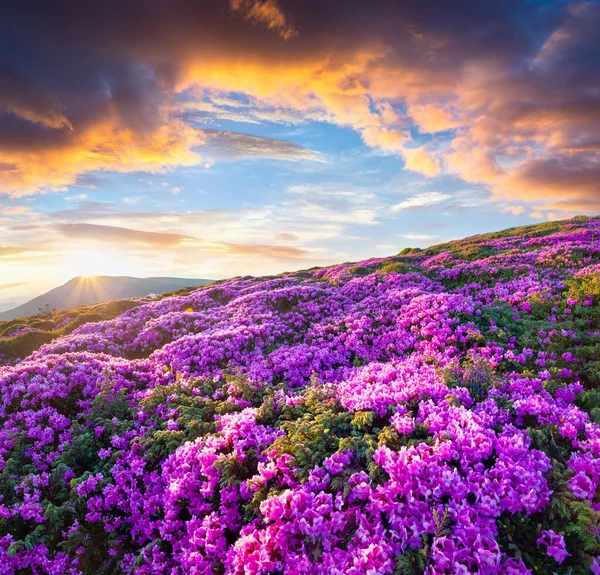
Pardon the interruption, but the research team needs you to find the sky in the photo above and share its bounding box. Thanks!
[0,0,599,301]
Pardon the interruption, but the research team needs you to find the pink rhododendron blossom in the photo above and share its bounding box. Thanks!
[536,530,569,564]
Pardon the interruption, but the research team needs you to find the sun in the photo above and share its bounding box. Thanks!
[58,247,133,281]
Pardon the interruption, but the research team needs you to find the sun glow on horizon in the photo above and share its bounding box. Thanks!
[58,247,136,282]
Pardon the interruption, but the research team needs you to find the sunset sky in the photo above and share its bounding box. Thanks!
[1,0,599,301]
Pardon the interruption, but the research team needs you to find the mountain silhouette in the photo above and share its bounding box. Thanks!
[0,276,212,321]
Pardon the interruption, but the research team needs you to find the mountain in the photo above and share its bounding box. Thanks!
[0,276,213,321]
[0,298,28,314]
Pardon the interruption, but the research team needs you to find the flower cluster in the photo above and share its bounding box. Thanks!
[1,216,600,574]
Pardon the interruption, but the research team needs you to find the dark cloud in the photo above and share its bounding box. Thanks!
[501,153,600,211]
[0,62,72,130]
[0,0,598,212]
[230,0,297,40]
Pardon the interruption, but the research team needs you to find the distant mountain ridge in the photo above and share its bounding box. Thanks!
[0,299,28,314]
[0,276,213,321]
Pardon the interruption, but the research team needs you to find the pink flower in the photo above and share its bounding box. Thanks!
[569,472,594,500]
[536,530,569,564]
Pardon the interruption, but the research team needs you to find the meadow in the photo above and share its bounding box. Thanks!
[1,216,599,574]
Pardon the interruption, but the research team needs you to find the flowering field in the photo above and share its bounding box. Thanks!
[1,217,600,574]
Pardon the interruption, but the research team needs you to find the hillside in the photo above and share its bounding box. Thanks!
[1,216,599,574]
[0,275,213,321]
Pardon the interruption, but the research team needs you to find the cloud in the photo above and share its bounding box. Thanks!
[285,184,380,225]
[42,186,370,253]
[408,105,463,133]
[183,101,262,125]
[1,111,203,196]
[0,246,29,257]
[38,181,378,265]
[0,281,28,291]
[0,206,31,215]
[402,146,441,176]
[123,196,142,205]
[0,62,73,131]
[390,192,451,212]
[202,130,324,162]
[500,205,525,216]
[221,242,306,258]
[275,232,299,241]
[56,223,196,247]
[400,233,439,241]
[499,154,600,207]
[229,0,297,40]
[0,0,598,212]
[183,97,310,126]
[55,222,309,261]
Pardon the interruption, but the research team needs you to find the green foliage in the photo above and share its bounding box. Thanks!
[443,358,499,402]
[394,542,428,575]
[578,388,600,424]
[380,262,414,274]
[349,266,375,276]
[422,241,497,261]
[271,386,354,481]
[396,247,423,257]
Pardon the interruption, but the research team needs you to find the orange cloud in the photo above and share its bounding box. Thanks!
[0,246,29,257]
[402,146,441,176]
[0,206,31,215]
[182,44,413,156]
[407,104,462,133]
[0,113,202,197]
